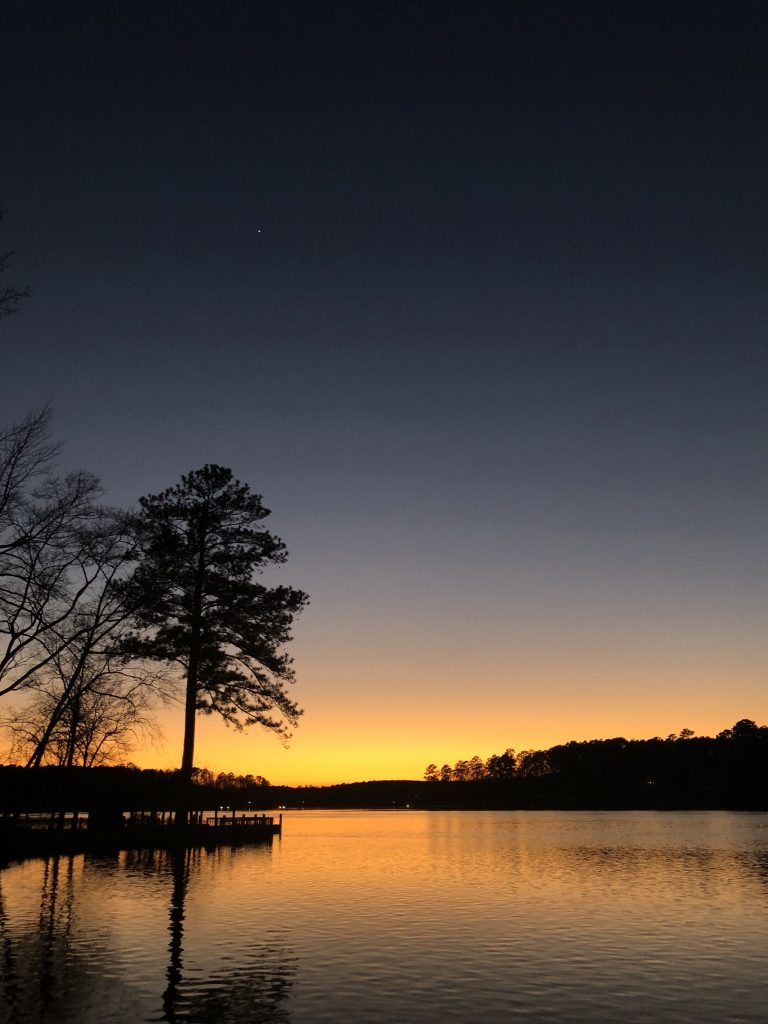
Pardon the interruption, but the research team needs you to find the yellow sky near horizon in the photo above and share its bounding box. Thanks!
[3,556,765,786]
[132,651,768,786]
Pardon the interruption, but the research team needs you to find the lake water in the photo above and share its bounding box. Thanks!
[1,810,768,1023]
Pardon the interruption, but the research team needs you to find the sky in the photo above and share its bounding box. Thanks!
[1,1,767,784]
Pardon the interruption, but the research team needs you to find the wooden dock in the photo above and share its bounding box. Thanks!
[0,809,282,862]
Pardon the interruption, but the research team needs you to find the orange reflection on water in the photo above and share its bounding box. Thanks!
[2,812,768,1023]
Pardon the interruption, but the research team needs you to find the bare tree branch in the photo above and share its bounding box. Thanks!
[0,210,31,322]
[0,410,142,701]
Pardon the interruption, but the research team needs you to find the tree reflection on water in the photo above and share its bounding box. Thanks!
[0,854,88,1022]
[161,848,294,1024]
[0,845,296,1024]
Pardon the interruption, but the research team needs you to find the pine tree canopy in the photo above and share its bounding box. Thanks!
[123,465,308,762]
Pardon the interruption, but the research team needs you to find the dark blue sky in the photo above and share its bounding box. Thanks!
[2,1,767,780]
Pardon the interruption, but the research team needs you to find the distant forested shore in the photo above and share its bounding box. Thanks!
[2,719,767,812]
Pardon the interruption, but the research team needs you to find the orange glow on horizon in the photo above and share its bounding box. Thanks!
[131,652,768,786]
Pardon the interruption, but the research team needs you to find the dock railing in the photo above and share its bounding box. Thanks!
[1,810,283,833]
[204,812,279,828]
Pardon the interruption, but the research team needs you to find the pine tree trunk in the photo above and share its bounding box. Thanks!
[177,517,207,825]
[177,628,201,827]
[180,660,198,780]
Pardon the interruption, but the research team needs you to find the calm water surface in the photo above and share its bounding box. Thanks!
[1,811,768,1023]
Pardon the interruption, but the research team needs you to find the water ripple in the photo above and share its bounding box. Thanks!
[1,812,768,1022]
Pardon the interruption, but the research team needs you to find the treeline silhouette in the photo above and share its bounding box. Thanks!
[2,720,767,812]
[190,767,270,789]
[0,765,274,815]
[421,719,768,808]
